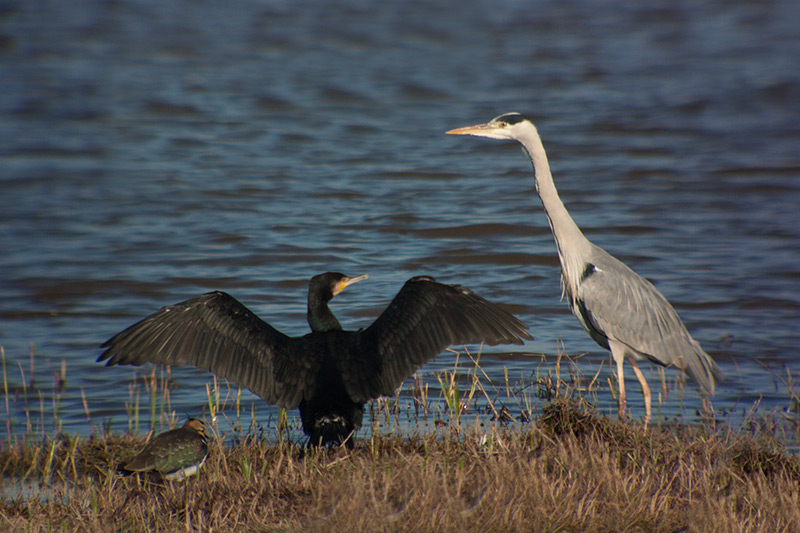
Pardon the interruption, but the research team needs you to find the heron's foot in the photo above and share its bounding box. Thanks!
[617,396,627,422]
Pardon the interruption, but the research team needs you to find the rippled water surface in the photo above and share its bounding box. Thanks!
[1,0,798,443]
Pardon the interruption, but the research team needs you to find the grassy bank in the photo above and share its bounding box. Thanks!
[2,398,799,532]
[2,346,799,531]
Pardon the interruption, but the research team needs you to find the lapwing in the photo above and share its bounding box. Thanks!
[121,418,208,481]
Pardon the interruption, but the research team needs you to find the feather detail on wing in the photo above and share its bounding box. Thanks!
[574,253,722,393]
[98,291,320,409]
[342,276,532,402]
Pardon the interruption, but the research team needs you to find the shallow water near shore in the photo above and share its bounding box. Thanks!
[1,0,798,445]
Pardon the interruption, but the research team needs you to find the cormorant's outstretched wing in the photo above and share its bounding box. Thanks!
[343,276,533,402]
[98,291,318,409]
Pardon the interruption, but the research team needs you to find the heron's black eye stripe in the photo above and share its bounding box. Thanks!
[498,113,526,125]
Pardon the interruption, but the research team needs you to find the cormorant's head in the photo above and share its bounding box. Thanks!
[310,272,369,302]
[446,112,532,141]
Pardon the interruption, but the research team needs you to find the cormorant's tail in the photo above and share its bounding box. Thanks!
[308,416,355,449]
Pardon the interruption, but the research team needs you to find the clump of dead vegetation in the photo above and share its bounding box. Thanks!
[1,398,799,532]
[2,346,799,531]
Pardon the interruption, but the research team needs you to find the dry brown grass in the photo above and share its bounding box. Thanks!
[2,398,799,532]
[3,346,798,531]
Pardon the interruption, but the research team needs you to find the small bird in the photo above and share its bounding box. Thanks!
[448,113,722,422]
[121,418,209,481]
[99,273,532,447]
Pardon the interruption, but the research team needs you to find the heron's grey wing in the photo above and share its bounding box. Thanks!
[340,276,533,402]
[574,254,721,392]
[98,291,318,409]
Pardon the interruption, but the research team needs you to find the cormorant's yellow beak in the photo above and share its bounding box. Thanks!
[333,273,369,296]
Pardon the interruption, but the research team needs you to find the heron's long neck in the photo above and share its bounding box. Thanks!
[518,127,590,288]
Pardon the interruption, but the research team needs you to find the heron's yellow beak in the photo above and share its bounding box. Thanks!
[445,123,494,135]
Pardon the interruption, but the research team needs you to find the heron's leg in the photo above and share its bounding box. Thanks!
[627,357,651,425]
[610,343,626,420]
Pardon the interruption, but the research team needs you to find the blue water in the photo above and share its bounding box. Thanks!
[1,0,798,444]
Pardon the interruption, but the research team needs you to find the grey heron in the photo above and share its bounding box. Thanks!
[447,113,722,422]
[99,273,532,447]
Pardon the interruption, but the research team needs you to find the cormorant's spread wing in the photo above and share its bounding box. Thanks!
[346,276,532,402]
[98,291,317,409]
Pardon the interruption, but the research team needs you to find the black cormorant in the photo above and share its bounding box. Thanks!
[98,273,532,447]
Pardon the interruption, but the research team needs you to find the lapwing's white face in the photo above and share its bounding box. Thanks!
[186,418,206,435]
